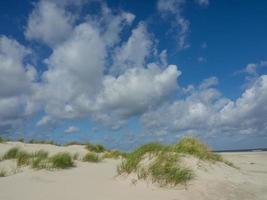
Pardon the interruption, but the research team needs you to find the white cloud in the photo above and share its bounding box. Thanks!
[0,36,37,131]
[141,75,267,137]
[25,0,74,47]
[36,115,57,127]
[111,23,152,74]
[37,21,106,119]
[64,126,79,133]
[95,65,180,119]
[157,0,190,49]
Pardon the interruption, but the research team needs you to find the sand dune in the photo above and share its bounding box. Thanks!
[0,142,266,200]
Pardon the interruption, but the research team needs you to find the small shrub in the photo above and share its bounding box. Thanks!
[0,136,4,143]
[50,152,74,169]
[17,151,32,166]
[83,152,101,162]
[3,147,21,159]
[85,143,106,153]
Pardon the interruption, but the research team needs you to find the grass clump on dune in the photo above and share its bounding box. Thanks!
[3,147,21,159]
[31,150,49,169]
[83,152,101,162]
[117,142,164,174]
[149,154,194,186]
[172,137,222,161]
[16,151,32,166]
[85,143,106,153]
[50,152,74,169]
[103,150,128,159]
[0,136,4,143]
[118,137,235,186]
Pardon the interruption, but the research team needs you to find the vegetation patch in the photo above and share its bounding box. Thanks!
[17,151,32,166]
[28,139,58,145]
[3,147,21,159]
[83,152,101,162]
[118,137,235,186]
[103,150,128,159]
[0,136,4,143]
[85,143,106,153]
[118,143,164,174]
[31,150,49,169]
[50,152,74,169]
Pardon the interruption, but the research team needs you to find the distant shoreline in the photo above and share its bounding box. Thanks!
[214,148,267,153]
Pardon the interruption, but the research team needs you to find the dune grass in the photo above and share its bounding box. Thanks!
[0,136,3,143]
[3,147,21,159]
[16,151,32,166]
[171,137,222,161]
[85,143,106,153]
[103,150,128,159]
[118,143,164,174]
[83,152,101,162]
[31,150,49,169]
[49,152,74,169]
[118,137,235,186]
[148,154,194,186]
[28,139,58,145]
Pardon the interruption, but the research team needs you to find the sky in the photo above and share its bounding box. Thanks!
[0,0,267,150]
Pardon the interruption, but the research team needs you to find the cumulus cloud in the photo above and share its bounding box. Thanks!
[25,0,75,47]
[141,75,267,137]
[111,23,153,74]
[25,2,179,129]
[1,0,266,144]
[64,126,79,133]
[0,36,37,131]
[94,65,180,122]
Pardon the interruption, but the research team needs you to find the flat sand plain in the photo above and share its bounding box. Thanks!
[0,142,266,200]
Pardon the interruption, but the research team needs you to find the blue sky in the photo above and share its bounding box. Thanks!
[0,0,267,150]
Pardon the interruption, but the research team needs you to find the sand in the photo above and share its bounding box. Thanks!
[0,142,266,200]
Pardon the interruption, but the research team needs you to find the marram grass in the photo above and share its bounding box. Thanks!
[118,137,236,186]
[83,152,101,162]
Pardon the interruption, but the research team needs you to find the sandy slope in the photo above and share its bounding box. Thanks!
[0,142,266,200]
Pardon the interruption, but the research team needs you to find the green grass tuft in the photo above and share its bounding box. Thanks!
[118,137,236,186]
[17,151,32,166]
[0,136,4,143]
[3,147,21,159]
[83,152,101,162]
[118,143,164,174]
[149,154,193,186]
[50,152,74,169]
[85,143,106,153]
[171,137,222,161]
[31,150,49,169]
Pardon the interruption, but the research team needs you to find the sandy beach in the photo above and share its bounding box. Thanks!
[0,142,266,200]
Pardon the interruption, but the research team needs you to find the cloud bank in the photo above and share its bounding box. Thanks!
[0,0,266,144]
